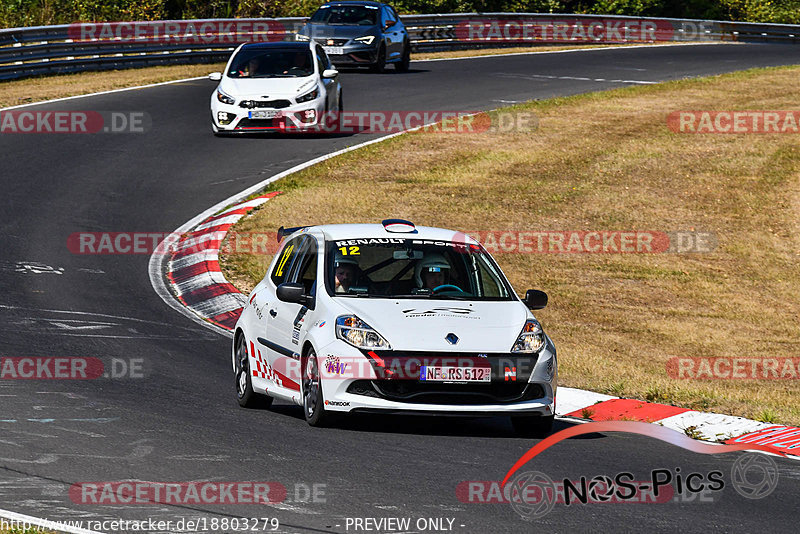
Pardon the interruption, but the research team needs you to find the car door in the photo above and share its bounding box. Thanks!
[386,5,406,58]
[381,6,402,60]
[315,44,338,113]
[265,234,319,392]
[259,235,303,389]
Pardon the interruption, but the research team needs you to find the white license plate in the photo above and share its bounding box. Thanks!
[420,366,491,383]
[249,110,279,119]
[323,46,344,55]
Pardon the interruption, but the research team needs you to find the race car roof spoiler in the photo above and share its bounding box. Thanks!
[277,225,310,242]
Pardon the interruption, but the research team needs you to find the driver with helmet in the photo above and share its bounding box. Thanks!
[414,253,457,291]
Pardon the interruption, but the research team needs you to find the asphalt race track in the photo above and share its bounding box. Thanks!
[1,43,800,533]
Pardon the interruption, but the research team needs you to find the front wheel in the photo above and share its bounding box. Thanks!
[235,334,272,409]
[394,42,410,72]
[511,414,554,438]
[302,348,333,426]
[370,45,386,73]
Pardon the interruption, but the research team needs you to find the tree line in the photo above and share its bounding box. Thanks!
[1,0,798,29]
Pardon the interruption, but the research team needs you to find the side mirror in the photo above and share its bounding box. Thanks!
[523,289,548,310]
[276,283,309,306]
[322,68,338,79]
[208,72,222,81]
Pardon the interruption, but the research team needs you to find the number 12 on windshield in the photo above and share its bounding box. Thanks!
[339,246,360,255]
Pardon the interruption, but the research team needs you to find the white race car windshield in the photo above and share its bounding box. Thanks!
[326,239,514,300]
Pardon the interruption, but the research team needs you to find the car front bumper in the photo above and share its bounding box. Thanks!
[315,339,558,416]
[211,96,327,132]
[322,43,380,66]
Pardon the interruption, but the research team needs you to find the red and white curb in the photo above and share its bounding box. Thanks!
[165,192,281,331]
[557,387,800,457]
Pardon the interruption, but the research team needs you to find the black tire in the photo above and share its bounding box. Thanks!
[235,334,273,409]
[322,98,340,131]
[302,348,332,427]
[394,42,410,72]
[328,90,343,130]
[511,415,554,438]
[370,45,386,73]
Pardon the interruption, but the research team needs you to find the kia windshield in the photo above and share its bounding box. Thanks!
[228,49,314,78]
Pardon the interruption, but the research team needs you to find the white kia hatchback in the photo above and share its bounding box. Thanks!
[209,41,342,134]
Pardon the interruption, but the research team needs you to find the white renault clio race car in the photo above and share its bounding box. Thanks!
[209,41,342,134]
[232,220,557,436]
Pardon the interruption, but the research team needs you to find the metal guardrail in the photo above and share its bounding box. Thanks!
[1,13,798,81]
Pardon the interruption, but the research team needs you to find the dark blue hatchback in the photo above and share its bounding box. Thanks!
[295,1,410,73]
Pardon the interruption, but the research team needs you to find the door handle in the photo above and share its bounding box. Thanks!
[269,309,277,317]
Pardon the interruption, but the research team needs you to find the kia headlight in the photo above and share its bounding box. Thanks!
[511,319,546,353]
[336,316,391,350]
[295,33,310,41]
[354,35,376,45]
[216,89,235,105]
[296,87,319,103]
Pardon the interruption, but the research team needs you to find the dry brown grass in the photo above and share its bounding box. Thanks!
[220,65,800,425]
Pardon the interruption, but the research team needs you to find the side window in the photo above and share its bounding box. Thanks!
[380,7,391,28]
[315,46,326,73]
[317,46,331,69]
[387,6,399,24]
[477,260,502,297]
[270,237,301,287]
[291,237,319,295]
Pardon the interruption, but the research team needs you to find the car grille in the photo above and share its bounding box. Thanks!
[239,99,292,109]
[347,379,544,405]
[234,118,278,129]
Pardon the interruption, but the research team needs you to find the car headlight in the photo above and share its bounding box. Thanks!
[354,35,375,45]
[336,315,391,350]
[511,319,546,353]
[296,87,319,103]
[295,33,311,41]
[216,89,235,105]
